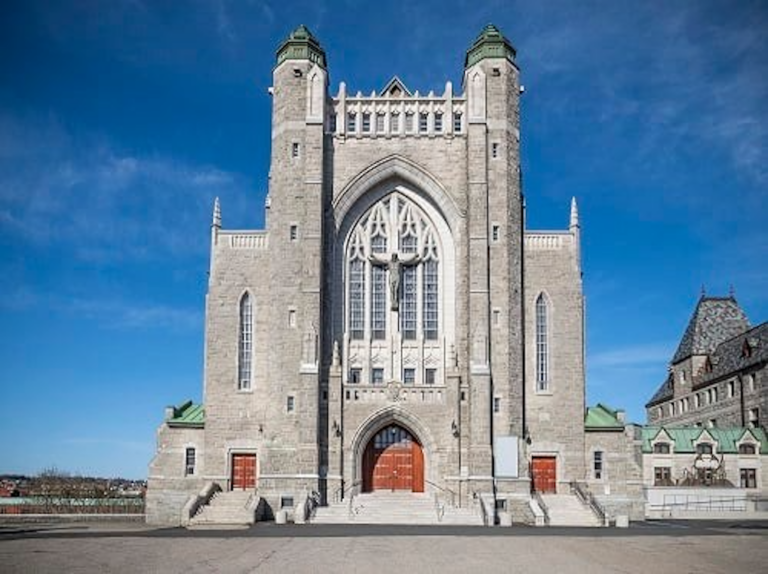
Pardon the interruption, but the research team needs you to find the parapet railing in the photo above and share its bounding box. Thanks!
[532,490,550,526]
[570,481,607,526]
[659,494,748,513]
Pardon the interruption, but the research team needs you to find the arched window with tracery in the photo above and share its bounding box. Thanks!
[535,293,549,392]
[238,292,253,390]
[346,194,440,342]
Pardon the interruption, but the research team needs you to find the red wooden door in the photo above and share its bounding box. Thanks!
[531,456,557,493]
[231,454,257,490]
[363,425,424,492]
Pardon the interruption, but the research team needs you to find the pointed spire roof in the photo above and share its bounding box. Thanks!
[276,24,327,68]
[464,24,516,68]
[569,197,579,229]
[671,295,750,364]
[212,197,221,228]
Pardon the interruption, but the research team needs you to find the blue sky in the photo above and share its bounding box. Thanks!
[1,1,766,479]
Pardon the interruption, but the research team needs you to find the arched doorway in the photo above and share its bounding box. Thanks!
[362,424,424,492]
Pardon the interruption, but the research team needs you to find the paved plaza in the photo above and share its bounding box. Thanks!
[1,521,768,573]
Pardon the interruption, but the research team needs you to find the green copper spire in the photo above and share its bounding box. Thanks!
[464,24,516,68]
[276,24,327,69]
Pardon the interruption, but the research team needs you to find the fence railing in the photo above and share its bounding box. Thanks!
[0,497,145,515]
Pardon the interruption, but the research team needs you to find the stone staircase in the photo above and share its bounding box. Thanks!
[539,493,602,527]
[312,492,483,525]
[188,490,257,527]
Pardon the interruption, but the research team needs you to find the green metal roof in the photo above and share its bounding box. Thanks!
[585,403,625,431]
[641,426,768,454]
[276,24,327,69]
[464,24,516,68]
[167,400,205,428]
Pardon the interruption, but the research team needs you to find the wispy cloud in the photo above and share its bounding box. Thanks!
[0,286,202,332]
[0,113,252,262]
[590,343,674,369]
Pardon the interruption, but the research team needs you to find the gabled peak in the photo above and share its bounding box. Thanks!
[381,76,412,97]
[671,294,751,364]
[465,23,516,68]
[276,24,327,69]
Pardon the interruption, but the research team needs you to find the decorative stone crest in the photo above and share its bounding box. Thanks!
[386,380,404,402]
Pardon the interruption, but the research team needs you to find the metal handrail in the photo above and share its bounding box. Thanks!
[425,480,457,508]
[532,490,550,526]
[333,480,363,504]
[570,481,607,526]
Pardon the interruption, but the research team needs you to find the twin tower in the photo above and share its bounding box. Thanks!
[147,24,585,525]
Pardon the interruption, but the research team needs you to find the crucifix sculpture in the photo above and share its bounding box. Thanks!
[369,251,420,311]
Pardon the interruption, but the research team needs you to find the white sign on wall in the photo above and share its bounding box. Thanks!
[495,436,519,478]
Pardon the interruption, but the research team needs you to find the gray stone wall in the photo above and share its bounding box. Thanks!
[524,228,586,488]
[146,424,205,525]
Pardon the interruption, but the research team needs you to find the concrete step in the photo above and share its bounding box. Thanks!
[189,491,257,527]
[313,492,482,525]
[540,494,601,527]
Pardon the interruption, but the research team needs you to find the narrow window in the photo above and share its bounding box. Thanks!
[695,394,701,408]
[287,395,295,412]
[708,419,717,428]
[362,112,371,132]
[370,235,387,339]
[419,112,428,133]
[349,258,365,339]
[492,224,500,242]
[669,403,676,416]
[653,442,671,454]
[493,397,501,413]
[390,112,400,133]
[749,408,759,428]
[288,309,296,328]
[376,113,385,133]
[289,224,298,241]
[535,294,549,392]
[740,468,757,489]
[434,113,443,132]
[593,451,603,480]
[405,112,415,133]
[238,293,253,390]
[400,234,418,339]
[460,390,467,402]
[492,142,499,158]
[348,112,357,132]
[403,368,415,385]
[727,380,734,398]
[696,443,713,455]
[372,368,384,385]
[423,259,439,340]
[184,447,196,476]
[493,308,501,327]
[453,112,462,133]
[748,374,755,392]
[425,368,436,386]
[349,368,361,384]
[330,113,337,133]
[291,142,300,158]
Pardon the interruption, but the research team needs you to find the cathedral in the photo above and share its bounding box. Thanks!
[147,24,591,525]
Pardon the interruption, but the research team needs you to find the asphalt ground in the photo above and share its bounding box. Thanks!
[1,520,767,573]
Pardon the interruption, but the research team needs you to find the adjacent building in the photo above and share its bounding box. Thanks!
[646,295,766,430]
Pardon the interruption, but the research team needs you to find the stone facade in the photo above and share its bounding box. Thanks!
[146,25,590,526]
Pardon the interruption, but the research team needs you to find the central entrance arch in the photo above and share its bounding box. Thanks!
[362,424,424,492]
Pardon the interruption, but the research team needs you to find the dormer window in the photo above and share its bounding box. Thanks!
[739,443,757,455]
[696,443,713,455]
[653,442,671,454]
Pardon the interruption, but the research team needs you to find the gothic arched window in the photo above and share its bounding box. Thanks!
[535,293,549,392]
[238,292,253,390]
[346,194,440,341]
